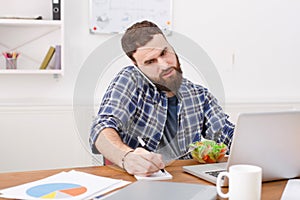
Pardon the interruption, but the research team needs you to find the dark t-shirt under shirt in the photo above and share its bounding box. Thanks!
[158,95,181,158]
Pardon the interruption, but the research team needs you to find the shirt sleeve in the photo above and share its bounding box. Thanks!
[201,89,235,151]
[90,68,138,154]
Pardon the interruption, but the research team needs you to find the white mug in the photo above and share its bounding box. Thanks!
[216,164,262,200]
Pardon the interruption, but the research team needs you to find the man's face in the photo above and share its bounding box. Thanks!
[132,34,183,95]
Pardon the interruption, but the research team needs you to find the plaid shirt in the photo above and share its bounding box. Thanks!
[90,66,234,158]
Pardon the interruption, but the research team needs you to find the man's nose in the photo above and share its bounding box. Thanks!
[157,57,169,70]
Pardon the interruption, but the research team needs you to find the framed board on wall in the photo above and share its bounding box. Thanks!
[89,0,172,34]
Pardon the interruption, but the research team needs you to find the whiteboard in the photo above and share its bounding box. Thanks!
[89,0,172,34]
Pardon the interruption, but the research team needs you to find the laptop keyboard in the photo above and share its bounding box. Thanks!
[205,170,226,178]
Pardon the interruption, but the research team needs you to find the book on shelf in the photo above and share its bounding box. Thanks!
[39,46,55,70]
[54,45,61,70]
[48,45,61,70]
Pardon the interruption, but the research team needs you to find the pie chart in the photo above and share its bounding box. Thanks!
[26,183,87,199]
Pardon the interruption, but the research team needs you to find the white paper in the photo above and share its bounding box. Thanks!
[281,179,300,200]
[134,170,173,181]
[0,170,130,200]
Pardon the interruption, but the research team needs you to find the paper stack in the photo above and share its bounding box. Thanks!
[0,170,130,200]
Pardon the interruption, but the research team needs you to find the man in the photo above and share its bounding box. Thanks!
[90,21,234,176]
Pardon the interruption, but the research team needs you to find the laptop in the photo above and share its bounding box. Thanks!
[183,111,300,186]
[101,181,217,200]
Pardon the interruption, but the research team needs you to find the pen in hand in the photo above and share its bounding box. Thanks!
[137,136,166,173]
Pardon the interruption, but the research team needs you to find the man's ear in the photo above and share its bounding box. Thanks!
[132,60,138,66]
[129,54,137,66]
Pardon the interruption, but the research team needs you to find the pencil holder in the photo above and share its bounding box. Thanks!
[6,58,17,69]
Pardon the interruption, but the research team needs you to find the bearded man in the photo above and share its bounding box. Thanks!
[90,21,234,176]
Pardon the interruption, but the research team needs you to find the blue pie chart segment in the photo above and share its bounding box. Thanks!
[26,183,87,199]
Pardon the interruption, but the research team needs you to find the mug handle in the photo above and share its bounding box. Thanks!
[216,171,230,198]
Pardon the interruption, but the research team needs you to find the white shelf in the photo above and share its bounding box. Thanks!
[0,22,63,74]
[0,1,64,76]
[0,19,62,27]
[0,69,63,75]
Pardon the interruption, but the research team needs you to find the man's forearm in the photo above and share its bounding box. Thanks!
[95,128,133,167]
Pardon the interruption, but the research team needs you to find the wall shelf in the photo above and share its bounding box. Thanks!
[0,69,63,75]
[0,1,64,75]
[0,19,62,27]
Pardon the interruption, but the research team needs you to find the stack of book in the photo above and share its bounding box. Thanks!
[39,45,61,70]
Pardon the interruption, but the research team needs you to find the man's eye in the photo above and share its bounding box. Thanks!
[145,59,155,65]
[161,47,169,57]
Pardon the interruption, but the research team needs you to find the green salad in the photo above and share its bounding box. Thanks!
[190,139,227,163]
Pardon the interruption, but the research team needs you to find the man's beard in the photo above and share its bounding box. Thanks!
[152,56,183,94]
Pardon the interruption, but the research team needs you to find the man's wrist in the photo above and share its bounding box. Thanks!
[121,149,134,172]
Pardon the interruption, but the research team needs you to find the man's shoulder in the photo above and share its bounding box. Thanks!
[113,66,152,88]
[118,65,138,76]
[114,66,142,82]
[118,66,145,80]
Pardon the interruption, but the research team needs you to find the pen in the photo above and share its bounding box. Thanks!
[137,136,166,173]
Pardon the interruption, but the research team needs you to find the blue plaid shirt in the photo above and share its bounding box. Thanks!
[90,66,234,158]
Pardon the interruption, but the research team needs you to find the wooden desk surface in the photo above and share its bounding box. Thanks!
[0,160,287,200]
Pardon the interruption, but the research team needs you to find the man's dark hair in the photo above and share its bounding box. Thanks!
[121,20,165,63]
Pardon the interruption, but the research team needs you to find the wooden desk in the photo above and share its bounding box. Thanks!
[0,160,287,200]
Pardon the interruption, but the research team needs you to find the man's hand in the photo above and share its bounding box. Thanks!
[95,128,165,176]
[122,147,165,176]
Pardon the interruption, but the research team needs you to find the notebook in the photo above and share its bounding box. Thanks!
[134,170,173,180]
[183,111,300,186]
[101,181,217,200]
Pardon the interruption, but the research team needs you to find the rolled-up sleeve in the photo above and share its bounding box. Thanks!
[89,67,137,154]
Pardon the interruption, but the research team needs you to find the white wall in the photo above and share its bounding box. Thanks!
[173,0,300,103]
[1,0,300,103]
[0,0,299,172]
[0,106,93,172]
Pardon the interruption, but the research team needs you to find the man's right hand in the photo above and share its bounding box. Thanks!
[122,147,165,176]
[95,128,165,176]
